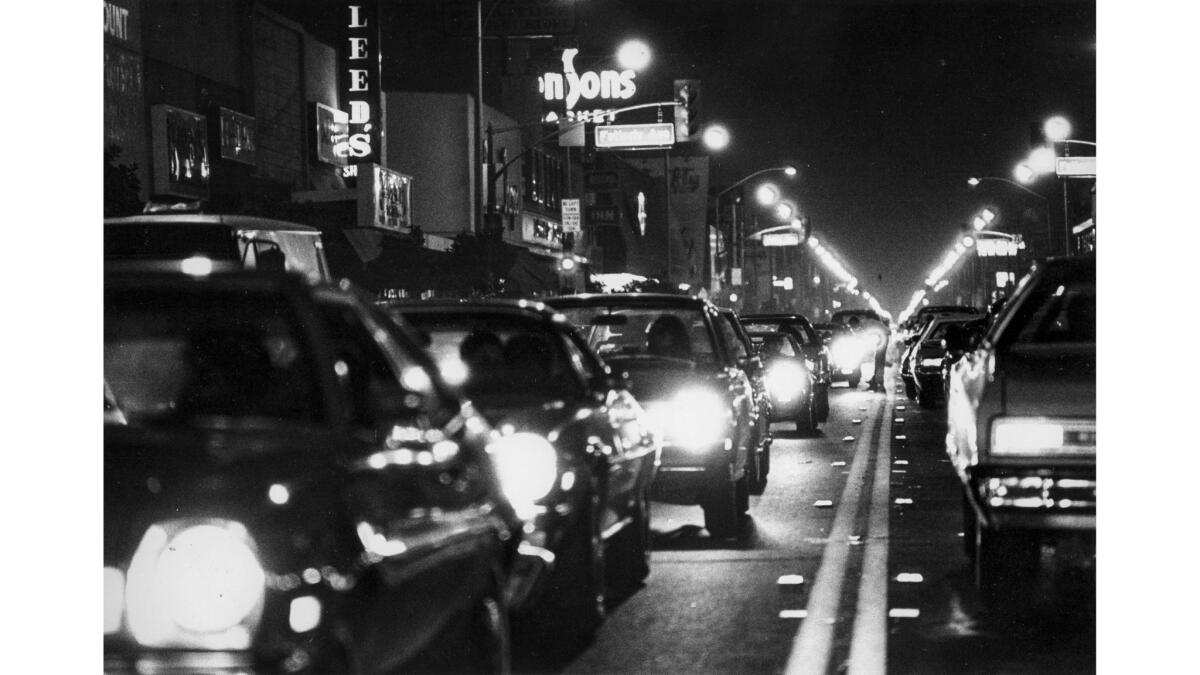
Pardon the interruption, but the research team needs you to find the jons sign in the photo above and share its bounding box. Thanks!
[343,3,381,163]
[539,48,636,115]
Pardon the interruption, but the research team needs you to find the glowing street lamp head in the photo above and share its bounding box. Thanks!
[775,201,795,221]
[972,216,987,231]
[962,235,976,248]
[756,183,780,206]
[783,166,798,177]
[1013,163,1035,184]
[980,208,996,223]
[1043,115,1072,142]
[616,40,652,71]
[702,124,730,151]
[1029,147,1056,174]
[967,177,981,187]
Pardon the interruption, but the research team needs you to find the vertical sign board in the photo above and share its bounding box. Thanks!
[627,155,709,284]
[218,108,257,165]
[311,102,350,166]
[357,164,413,233]
[104,0,148,197]
[561,198,581,234]
[150,105,210,199]
[343,2,382,165]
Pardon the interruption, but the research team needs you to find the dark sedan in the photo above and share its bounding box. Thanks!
[104,268,520,673]
[381,300,660,641]
[547,294,757,540]
[740,313,831,423]
[747,331,817,434]
[717,308,773,495]
[906,314,985,408]
[946,255,1095,610]
[813,321,865,388]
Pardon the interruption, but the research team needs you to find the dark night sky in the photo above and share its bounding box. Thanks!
[572,0,1096,311]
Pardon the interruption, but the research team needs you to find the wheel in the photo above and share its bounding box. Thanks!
[534,492,606,641]
[746,446,765,495]
[795,398,816,436]
[607,488,651,590]
[735,473,750,516]
[462,582,511,673]
[904,379,917,400]
[815,385,830,422]
[702,476,740,539]
[975,527,1040,610]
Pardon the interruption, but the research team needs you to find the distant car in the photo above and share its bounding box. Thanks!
[104,268,520,673]
[381,300,660,640]
[907,314,985,408]
[739,314,831,422]
[813,322,865,388]
[717,308,773,494]
[946,255,1095,609]
[105,212,332,283]
[747,331,817,434]
[547,294,758,540]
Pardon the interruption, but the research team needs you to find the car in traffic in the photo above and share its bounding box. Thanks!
[939,316,989,401]
[105,210,332,283]
[813,321,865,388]
[746,331,817,434]
[906,314,985,408]
[945,255,1095,609]
[739,313,831,423]
[104,266,521,673]
[547,294,758,540]
[717,308,773,494]
[380,300,660,640]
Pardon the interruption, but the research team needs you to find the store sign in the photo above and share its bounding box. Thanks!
[1056,156,1096,178]
[312,102,350,166]
[343,2,381,164]
[586,205,618,225]
[150,105,209,199]
[561,198,581,234]
[357,164,412,232]
[104,1,140,49]
[595,123,675,150]
[977,238,1021,257]
[539,48,636,111]
[218,108,256,165]
[762,231,801,247]
[522,213,563,248]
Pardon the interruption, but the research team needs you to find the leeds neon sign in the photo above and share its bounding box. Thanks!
[538,48,637,111]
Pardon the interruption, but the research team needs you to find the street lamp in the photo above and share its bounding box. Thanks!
[774,200,795,221]
[1013,163,1036,184]
[710,165,798,289]
[616,40,652,70]
[756,183,780,206]
[970,173,1051,256]
[1028,147,1056,175]
[1044,116,1072,142]
[702,124,731,151]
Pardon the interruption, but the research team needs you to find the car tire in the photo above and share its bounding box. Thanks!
[795,399,816,436]
[462,580,511,673]
[976,527,1039,610]
[608,488,651,590]
[735,472,750,516]
[537,491,606,642]
[746,447,765,496]
[904,379,917,400]
[815,385,830,422]
[703,476,740,540]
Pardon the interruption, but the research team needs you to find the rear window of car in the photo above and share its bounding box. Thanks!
[105,224,239,261]
[104,287,323,424]
[742,321,815,346]
[558,305,719,364]
[992,265,1095,349]
[750,333,796,357]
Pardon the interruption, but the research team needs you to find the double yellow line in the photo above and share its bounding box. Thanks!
[785,393,895,675]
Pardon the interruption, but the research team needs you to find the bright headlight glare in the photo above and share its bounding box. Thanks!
[992,420,1065,455]
[104,567,124,634]
[126,521,265,649]
[920,357,944,368]
[831,339,862,370]
[487,432,558,514]
[648,388,730,451]
[765,362,807,402]
[289,596,322,633]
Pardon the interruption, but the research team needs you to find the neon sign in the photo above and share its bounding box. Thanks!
[538,48,636,111]
[343,3,381,163]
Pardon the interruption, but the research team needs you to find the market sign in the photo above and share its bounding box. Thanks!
[150,105,209,199]
[218,108,256,165]
[1056,156,1096,178]
[311,102,350,166]
[762,231,802,247]
[343,2,382,164]
[595,123,675,150]
[561,198,581,234]
[539,48,636,111]
[357,164,412,232]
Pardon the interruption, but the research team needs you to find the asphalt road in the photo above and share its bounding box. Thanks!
[514,367,1095,674]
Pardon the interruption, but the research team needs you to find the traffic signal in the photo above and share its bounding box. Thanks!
[674,79,701,142]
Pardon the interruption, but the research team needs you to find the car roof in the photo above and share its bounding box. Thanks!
[105,213,322,234]
[546,293,710,309]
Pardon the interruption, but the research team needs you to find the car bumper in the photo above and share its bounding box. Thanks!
[651,441,732,504]
[105,650,262,674]
[767,394,807,419]
[968,468,1096,532]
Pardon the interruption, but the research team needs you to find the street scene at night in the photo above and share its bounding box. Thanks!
[17,0,1179,671]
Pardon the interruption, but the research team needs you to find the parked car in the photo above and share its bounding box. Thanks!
[945,255,1095,609]
[812,321,865,388]
[717,308,773,494]
[739,313,831,422]
[380,300,660,640]
[907,314,985,408]
[746,331,817,434]
[105,212,332,283]
[104,267,520,673]
[940,317,989,401]
[547,294,758,540]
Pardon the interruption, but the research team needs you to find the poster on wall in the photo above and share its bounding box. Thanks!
[357,164,413,233]
[150,104,210,199]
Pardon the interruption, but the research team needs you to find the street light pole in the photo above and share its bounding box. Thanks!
[474,0,484,235]
[712,166,796,288]
[968,175,1052,258]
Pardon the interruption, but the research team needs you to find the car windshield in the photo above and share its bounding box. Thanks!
[742,320,816,346]
[750,333,796,357]
[558,305,718,364]
[105,287,323,424]
[399,312,586,403]
[1003,274,1096,348]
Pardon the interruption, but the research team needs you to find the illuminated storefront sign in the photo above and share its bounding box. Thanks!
[218,108,256,165]
[150,104,209,199]
[595,123,674,149]
[539,48,636,111]
[312,102,349,166]
[343,2,382,163]
[977,238,1022,257]
[357,164,412,232]
[522,213,563,248]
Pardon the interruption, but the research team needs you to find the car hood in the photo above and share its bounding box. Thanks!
[604,355,725,403]
[104,423,360,571]
[998,346,1096,418]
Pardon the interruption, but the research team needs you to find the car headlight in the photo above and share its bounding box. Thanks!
[125,520,265,649]
[920,357,944,368]
[487,432,558,519]
[991,417,1096,457]
[646,387,731,451]
[765,362,808,403]
[831,340,862,370]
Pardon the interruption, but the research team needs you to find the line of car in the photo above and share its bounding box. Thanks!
[103,214,859,673]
